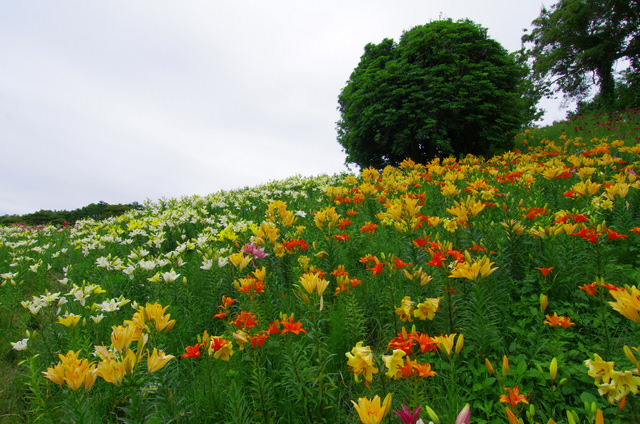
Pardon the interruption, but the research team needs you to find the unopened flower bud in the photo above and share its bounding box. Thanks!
[550,357,558,381]
[502,355,509,377]
[595,409,604,424]
[454,404,470,424]
[527,404,535,422]
[505,407,519,424]
[624,345,638,367]
[618,395,626,410]
[424,405,440,424]
[455,333,464,355]
[540,294,548,312]
[485,357,495,376]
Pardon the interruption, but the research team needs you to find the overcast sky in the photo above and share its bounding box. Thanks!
[1,0,565,215]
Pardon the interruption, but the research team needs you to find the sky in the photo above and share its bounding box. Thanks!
[0,0,567,216]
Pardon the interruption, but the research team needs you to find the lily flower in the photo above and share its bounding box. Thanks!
[382,349,406,379]
[544,312,575,328]
[352,393,392,424]
[11,338,28,351]
[500,385,529,408]
[43,350,97,392]
[346,342,379,386]
[147,348,174,374]
[393,404,421,424]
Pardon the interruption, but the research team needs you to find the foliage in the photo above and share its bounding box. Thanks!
[573,69,640,117]
[337,19,535,169]
[3,114,640,423]
[0,201,142,227]
[522,0,640,108]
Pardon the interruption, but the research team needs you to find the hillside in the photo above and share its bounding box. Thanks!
[2,108,640,424]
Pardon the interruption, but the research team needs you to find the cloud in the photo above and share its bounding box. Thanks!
[0,0,563,215]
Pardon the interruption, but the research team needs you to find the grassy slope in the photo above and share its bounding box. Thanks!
[2,108,640,423]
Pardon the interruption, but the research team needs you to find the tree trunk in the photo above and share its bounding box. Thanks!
[597,64,616,107]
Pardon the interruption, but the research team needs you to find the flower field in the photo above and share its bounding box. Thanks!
[3,110,640,424]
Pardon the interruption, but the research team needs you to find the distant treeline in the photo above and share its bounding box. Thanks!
[0,201,142,226]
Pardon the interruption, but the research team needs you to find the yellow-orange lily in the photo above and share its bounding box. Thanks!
[448,252,497,281]
[352,393,392,424]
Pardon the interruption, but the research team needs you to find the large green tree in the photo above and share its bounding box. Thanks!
[337,19,535,169]
[522,0,640,108]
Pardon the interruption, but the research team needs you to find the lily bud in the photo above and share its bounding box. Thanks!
[502,355,509,377]
[424,405,440,424]
[624,345,638,367]
[485,357,495,376]
[455,333,464,355]
[505,407,519,424]
[526,404,535,422]
[381,393,393,417]
[550,357,558,381]
[595,409,604,424]
[454,404,470,424]
[619,395,627,410]
[540,294,548,312]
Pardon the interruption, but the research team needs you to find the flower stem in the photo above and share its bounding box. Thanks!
[284,336,313,423]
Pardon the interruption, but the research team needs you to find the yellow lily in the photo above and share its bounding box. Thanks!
[352,393,392,424]
[448,252,497,281]
[147,348,174,374]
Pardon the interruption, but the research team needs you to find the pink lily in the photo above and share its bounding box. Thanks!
[241,243,269,259]
[455,404,471,424]
[393,405,421,424]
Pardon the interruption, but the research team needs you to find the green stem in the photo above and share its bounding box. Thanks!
[207,359,220,413]
[448,355,457,418]
[128,380,143,424]
[387,273,398,335]
[284,336,313,423]
[411,372,420,410]
[250,349,269,424]
[595,241,602,279]
[598,290,611,352]
[348,291,360,341]
[548,382,555,419]
[446,288,454,334]
[311,308,326,421]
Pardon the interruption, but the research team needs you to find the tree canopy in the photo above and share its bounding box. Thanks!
[522,0,640,109]
[336,19,535,170]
